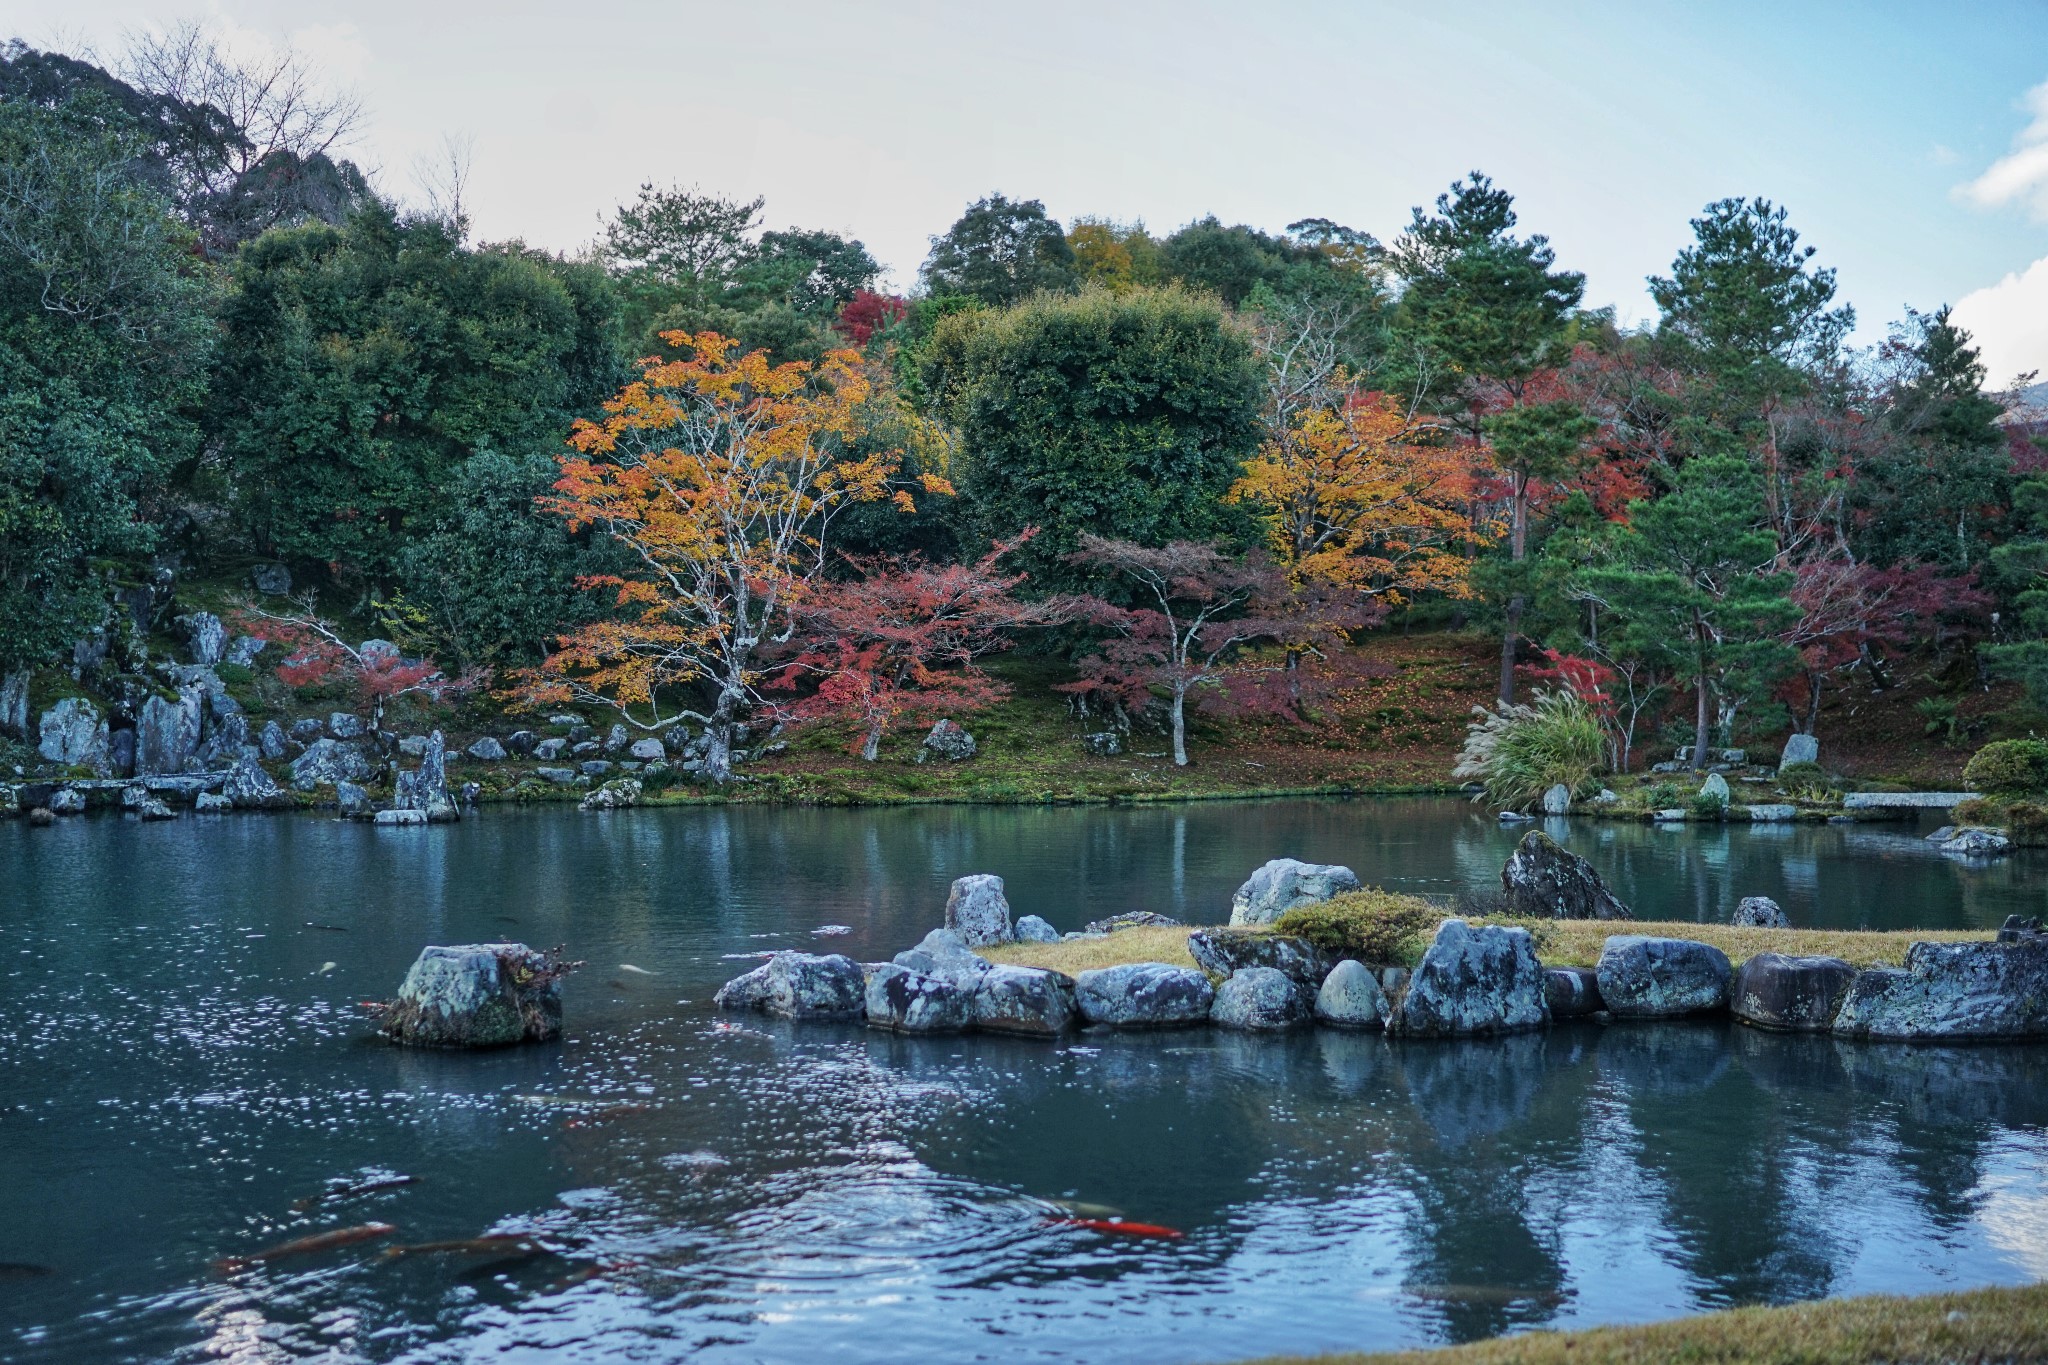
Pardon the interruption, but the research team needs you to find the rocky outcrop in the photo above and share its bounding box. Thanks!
[1074,962,1215,1028]
[1731,953,1856,1032]
[1186,929,1328,988]
[257,721,290,761]
[291,738,375,791]
[336,781,373,817]
[972,965,1078,1036]
[37,697,111,773]
[137,795,176,821]
[1313,959,1388,1028]
[944,874,1013,946]
[47,787,86,815]
[1500,831,1632,920]
[1210,967,1310,1030]
[1228,858,1362,927]
[1543,966,1604,1018]
[194,792,232,813]
[891,928,994,989]
[1013,915,1060,943]
[225,751,292,810]
[1595,936,1732,1018]
[134,688,205,776]
[714,952,866,1021]
[377,943,572,1047]
[1388,919,1548,1037]
[580,777,642,810]
[916,719,977,762]
[1940,828,2011,856]
[1732,896,1790,928]
[392,730,458,822]
[179,612,227,666]
[329,712,366,740]
[863,963,975,1033]
[1832,939,2048,1040]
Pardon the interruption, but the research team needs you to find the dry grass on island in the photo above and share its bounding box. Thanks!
[1238,1280,2048,1365]
[981,889,1995,978]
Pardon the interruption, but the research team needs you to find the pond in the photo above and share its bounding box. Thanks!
[5,797,2047,1363]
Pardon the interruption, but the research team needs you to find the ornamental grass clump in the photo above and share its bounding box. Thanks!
[1453,688,1607,812]
[1275,889,1445,966]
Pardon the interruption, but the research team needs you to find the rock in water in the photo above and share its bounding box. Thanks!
[291,739,375,791]
[1747,804,1797,822]
[1073,963,1215,1028]
[226,751,292,809]
[392,730,459,822]
[336,781,372,817]
[973,965,1078,1036]
[1732,896,1789,928]
[1187,930,1328,988]
[1388,920,1548,1038]
[1228,858,1362,927]
[1832,939,2048,1040]
[1941,828,2012,857]
[891,928,993,989]
[1731,953,1856,1032]
[580,778,642,810]
[1210,967,1310,1030]
[1314,959,1388,1028]
[1595,936,1732,1018]
[1780,733,1819,769]
[713,952,866,1021]
[36,698,112,774]
[137,796,176,821]
[47,787,86,816]
[377,943,571,1047]
[1543,966,1604,1018]
[194,792,232,813]
[1500,831,1632,920]
[944,874,1013,946]
[1013,915,1061,943]
[917,719,977,762]
[1541,783,1571,815]
[864,964,974,1033]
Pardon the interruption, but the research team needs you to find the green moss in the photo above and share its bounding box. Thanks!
[1274,889,1444,966]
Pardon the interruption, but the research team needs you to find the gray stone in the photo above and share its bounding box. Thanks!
[504,730,537,756]
[1543,966,1604,1018]
[37,697,112,773]
[1210,966,1310,1030]
[944,873,1013,946]
[466,737,507,762]
[1313,959,1388,1029]
[891,927,993,989]
[1388,919,1548,1037]
[1833,938,2048,1040]
[0,785,14,819]
[972,964,1079,1036]
[1229,858,1363,927]
[224,635,267,669]
[1595,936,1733,1018]
[0,672,28,739]
[358,640,400,667]
[374,809,427,826]
[604,723,630,753]
[398,735,429,758]
[378,943,568,1046]
[1500,830,1632,920]
[328,712,366,739]
[916,718,977,763]
[1732,953,1857,1032]
[1541,783,1571,815]
[579,759,613,777]
[1498,809,1535,823]
[392,730,458,822]
[119,781,149,810]
[547,713,582,728]
[1780,733,1819,769]
[137,795,176,821]
[581,777,642,810]
[336,781,372,817]
[863,963,974,1033]
[1941,828,2011,856]
[180,612,227,666]
[1653,808,1687,822]
[1732,896,1790,928]
[1074,962,1215,1028]
[1082,911,1182,933]
[1698,772,1731,807]
[532,738,568,760]
[290,717,324,743]
[629,737,667,762]
[194,791,232,813]
[46,787,85,816]
[1082,731,1123,757]
[535,766,579,784]
[714,952,866,1021]
[1747,804,1798,822]
[226,750,291,809]
[1186,929,1329,988]
[134,688,204,775]
[1841,792,1975,809]
[250,563,292,596]
[291,737,375,791]
[1013,915,1061,943]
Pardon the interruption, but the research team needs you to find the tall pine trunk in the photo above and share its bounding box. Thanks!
[1497,469,1530,704]
[1170,688,1189,767]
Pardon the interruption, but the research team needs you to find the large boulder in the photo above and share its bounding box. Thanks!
[1543,966,1604,1018]
[891,928,994,989]
[291,738,375,791]
[1541,783,1571,815]
[329,712,366,740]
[1210,967,1310,1031]
[1314,959,1388,1029]
[377,943,571,1047]
[1388,919,1549,1038]
[179,612,227,666]
[1013,915,1061,943]
[864,963,974,1033]
[251,562,292,596]
[1074,962,1215,1028]
[466,736,507,762]
[972,965,1079,1037]
[1698,772,1731,807]
[1500,831,1632,920]
[1941,828,2011,857]
[1732,896,1790,928]
[47,787,86,815]
[392,730,459,822]
[1595,936,1733,1018]
[134,688,205,776]
[944,874,1013,947]
[1228,858,1362,927]
[629,737,667,762]
[1731,953,1857,1032]
[1832,938,2048,1041]
[1186,929,1328,989]
[1780,733,1819,769]
[336,781,373,817]
[916,719,977,762]
[255,719,291,759]
[225,750,292,809]
[580,777,642,811]
[36,697,112,773]
[714,952,866,1021]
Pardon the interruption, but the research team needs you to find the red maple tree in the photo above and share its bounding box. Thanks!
[235,600,482,730]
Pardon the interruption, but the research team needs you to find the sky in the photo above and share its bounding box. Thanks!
[17,0,2048,382]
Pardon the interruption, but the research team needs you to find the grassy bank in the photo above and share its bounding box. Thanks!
[1239,1280,2048,1365]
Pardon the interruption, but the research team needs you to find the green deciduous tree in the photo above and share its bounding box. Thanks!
[920,193,1078,307]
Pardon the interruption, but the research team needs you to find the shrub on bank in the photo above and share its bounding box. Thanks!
[1961,738,2048,794]
[1453,688,1607,812]
[1275,889,1444,966]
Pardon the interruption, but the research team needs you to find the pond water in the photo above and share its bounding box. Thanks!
[5,797,2048,1363]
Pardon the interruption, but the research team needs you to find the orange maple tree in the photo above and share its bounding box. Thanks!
[520,331,947,781]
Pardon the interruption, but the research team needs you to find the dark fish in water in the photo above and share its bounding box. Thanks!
[304,922,348,932]
[213,1222,396,1272]
[618,964,655,976]
[1046,1199,1123,1219]
[1403,1283,1565,1307]
[1048,1217,1183,1239]
[380,1234,540,1261]
[0,1262,53,1277]
[291,1172,417,1212]
[543,1258,632,1292]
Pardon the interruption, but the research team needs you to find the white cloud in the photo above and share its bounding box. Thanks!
[1960,79,2048,218]
[1953,254,2048,386]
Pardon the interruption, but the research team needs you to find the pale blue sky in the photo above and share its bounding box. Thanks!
[18,0,2048,377]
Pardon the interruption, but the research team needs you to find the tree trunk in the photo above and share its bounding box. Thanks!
[1170,688,1189,767]
[1692,671,1712,772]
[860,718,883,762]
[703,689,741,783]
[1804,672,1823,736]
[1497,471,1530,704]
